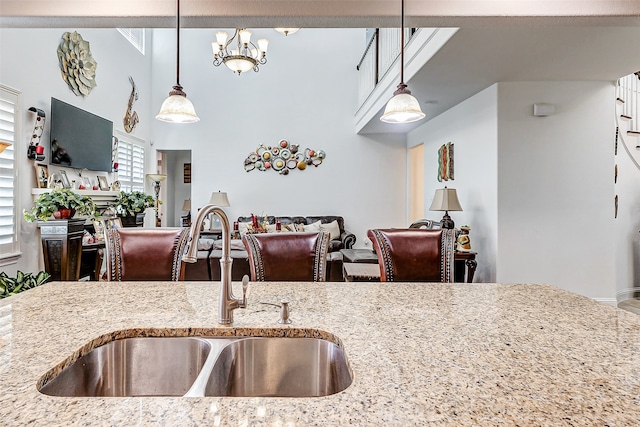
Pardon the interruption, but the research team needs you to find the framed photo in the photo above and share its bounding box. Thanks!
[34,164,48,189]
[184,163,191,183]
[106,217,123,230]
[92,218,106,240]
[59,169,71,188]
[98,176,109,191]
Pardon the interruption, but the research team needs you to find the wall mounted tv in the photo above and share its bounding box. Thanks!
[49,97,114,172]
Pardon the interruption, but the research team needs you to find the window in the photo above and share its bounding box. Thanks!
[116,133,145,192]
[0,85,20,260]
[117,28,145,55]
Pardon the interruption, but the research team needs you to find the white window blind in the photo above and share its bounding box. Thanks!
[0,85,19,258]
[117,136,145,192]
[117,28,145,55]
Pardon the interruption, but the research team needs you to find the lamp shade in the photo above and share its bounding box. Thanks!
[156,93,200,124]
[380,92,426,124]
[429,188,462,212]
[146,174,167,183]
[274,28,300,36]
[209,191,230,207]
[182,199,191,211]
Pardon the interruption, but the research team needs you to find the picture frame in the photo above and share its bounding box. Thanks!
[59,169,71,188]
[105,217,123,230]
[92,218,106,240]
[34,164,49,189]
[98,176,109,191]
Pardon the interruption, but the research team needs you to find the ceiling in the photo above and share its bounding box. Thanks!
[2,0,640,133]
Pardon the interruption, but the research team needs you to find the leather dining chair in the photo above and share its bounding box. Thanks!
[242,232,330,281]
[104,228,190,281]
[366,228,456,282]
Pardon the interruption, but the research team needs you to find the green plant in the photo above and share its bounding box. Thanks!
[0,270,51,299]
[23,188,97,222]
[112,191,155,216]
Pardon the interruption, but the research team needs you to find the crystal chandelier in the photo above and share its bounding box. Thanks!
[212,29,268,74]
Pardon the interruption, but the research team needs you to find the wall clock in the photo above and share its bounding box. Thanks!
[57,31,98,96]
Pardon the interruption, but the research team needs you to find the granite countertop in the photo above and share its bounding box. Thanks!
[1,281,639,426]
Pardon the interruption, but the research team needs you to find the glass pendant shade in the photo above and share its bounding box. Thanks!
[225,57,256,74]
[156,89,200,124]
[274,28,300,36]
[380,90,426,124]
[156,0,199,124]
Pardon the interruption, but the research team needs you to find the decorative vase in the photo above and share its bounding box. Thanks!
[53,208,75,219]
[119,212,145,227]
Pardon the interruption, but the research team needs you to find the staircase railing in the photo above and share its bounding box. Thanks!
[356,28,415,108]
[617,73,640,135]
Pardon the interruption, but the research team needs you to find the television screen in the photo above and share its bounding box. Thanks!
[49,97,114,172]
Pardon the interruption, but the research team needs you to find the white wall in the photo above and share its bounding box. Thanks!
[408,85,499,283]
[150,28,407,247]
[0,28,153,275]
[497,81,616,299]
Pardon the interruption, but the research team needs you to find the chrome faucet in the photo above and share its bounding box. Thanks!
[182,204,248,325]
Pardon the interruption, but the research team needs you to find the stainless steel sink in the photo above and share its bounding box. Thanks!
[204,337,352,397]
[39,336,352,398]
[39,337,213,397]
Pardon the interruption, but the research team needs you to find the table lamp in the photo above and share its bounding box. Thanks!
[429,187,462,229]
[209,191,230,230]
[181,198,191,226]
[146,174,167,227]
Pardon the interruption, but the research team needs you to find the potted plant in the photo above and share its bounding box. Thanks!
[23,188,97,222]
[112,190,155,227]
[0,271,51,299]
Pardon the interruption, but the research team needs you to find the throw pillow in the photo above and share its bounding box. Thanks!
[294,223,306,232]
[238,222,250,236]
[197,238,214,251]
[214,240,245,250]
[320,220,341,240]
[282,223,296,232]
[266,224,277,233]
[305,220,322,233]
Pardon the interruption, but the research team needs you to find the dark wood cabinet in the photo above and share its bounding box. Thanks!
[38,218,86,281]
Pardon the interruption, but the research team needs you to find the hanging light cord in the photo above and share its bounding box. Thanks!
[176,0,181,87]
[400,0,405,85]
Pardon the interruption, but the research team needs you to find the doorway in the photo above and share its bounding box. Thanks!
[408,143,424,224]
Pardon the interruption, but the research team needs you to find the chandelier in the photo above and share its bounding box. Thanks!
[212,29,268,74]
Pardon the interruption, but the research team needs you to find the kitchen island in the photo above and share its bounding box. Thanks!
[0,280,639,426]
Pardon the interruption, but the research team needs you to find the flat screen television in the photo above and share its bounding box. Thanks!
[49,97,114,172]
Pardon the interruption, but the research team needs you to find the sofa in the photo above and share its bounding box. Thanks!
[183,215,355,282]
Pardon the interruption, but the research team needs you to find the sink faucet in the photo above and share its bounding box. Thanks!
[182,204,247,325]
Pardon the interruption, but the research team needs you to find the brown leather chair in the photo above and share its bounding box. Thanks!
[242,232,330,281]
[366,228,456,282]
[104,228,190,281]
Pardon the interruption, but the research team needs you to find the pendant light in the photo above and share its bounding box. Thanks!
[156,0,200,123]
[380,0,426,124]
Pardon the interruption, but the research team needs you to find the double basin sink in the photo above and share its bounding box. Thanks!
[38,336,352,398]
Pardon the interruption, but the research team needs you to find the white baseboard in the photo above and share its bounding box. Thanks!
[593,298,617,307]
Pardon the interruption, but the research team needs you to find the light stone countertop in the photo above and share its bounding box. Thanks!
[1,280,639,426]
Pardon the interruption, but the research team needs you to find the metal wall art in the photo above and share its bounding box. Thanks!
[243,140,326,175]
[57,31,98,96]
[123,76,139,133]
[437,142,454,182]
